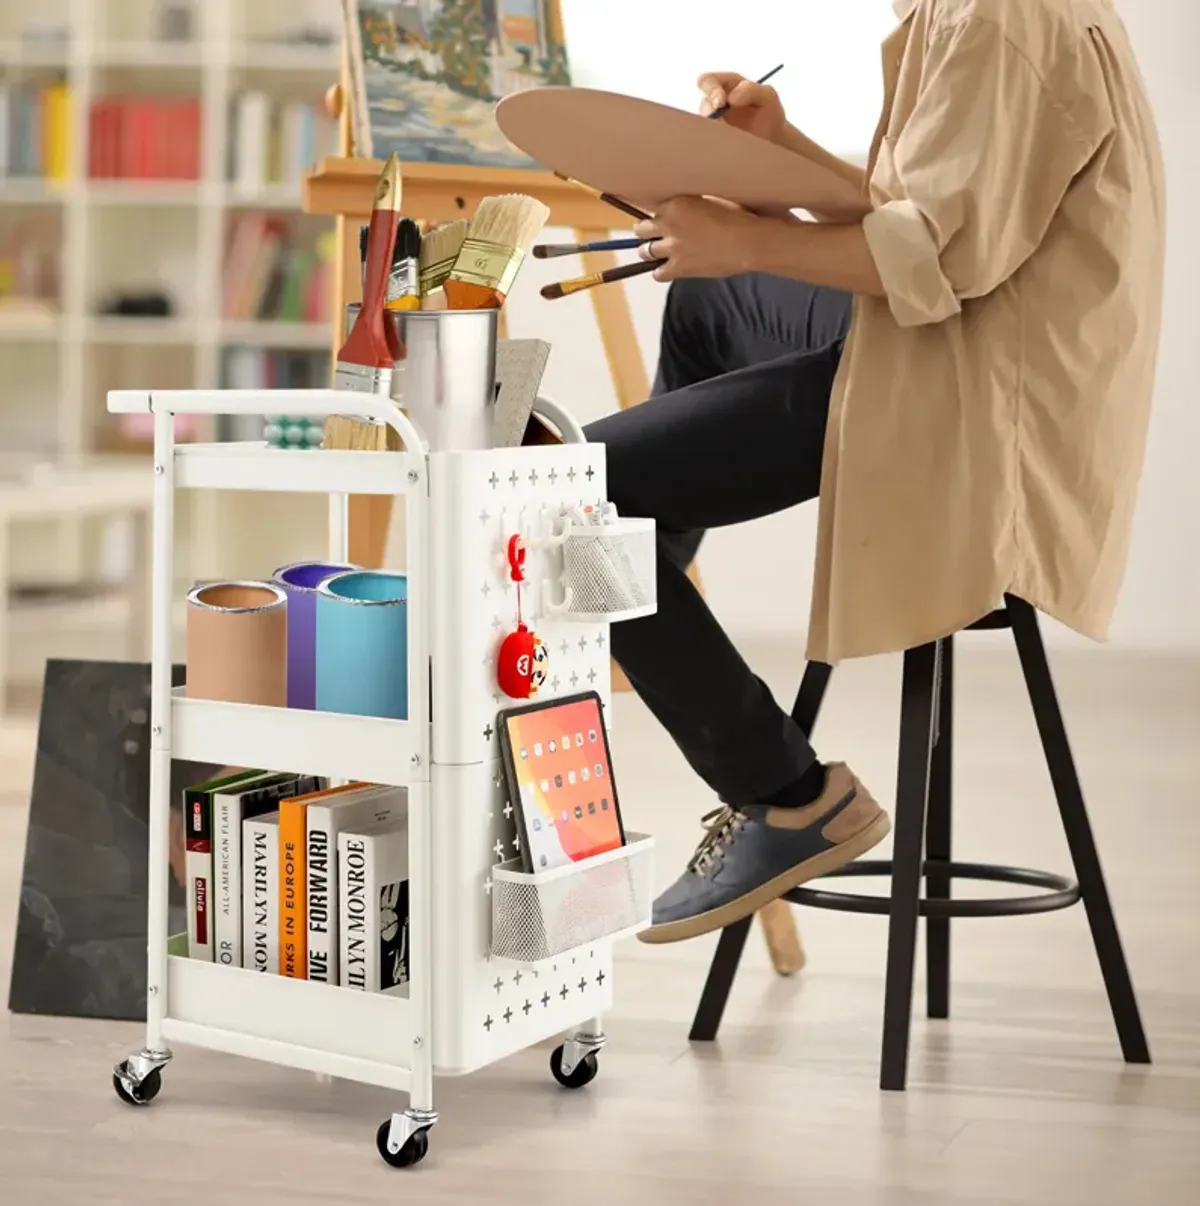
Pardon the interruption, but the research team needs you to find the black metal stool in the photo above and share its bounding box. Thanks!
[688,595,1151,1090]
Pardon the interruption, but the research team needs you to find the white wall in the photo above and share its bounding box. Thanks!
[500,0,1200,652]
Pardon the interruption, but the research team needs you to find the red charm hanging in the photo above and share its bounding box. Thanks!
[496,534,549,700]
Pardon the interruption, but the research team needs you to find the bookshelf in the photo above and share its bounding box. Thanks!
[0,0,342,677]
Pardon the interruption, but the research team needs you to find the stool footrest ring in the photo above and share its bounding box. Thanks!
[784,859,1080,918]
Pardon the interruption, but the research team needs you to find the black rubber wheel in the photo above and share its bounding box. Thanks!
[376,1120,430,1168]
[112,1065,162,1107]
[550,1045,598,1089]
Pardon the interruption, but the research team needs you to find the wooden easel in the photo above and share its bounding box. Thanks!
[303,79,802,977]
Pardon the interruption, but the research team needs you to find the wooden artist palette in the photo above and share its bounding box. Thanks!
[496,87,869,220]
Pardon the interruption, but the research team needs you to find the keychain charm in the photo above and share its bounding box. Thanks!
[496,534,549,699]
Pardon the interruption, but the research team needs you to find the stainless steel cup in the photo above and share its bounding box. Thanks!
[345,306,499,452]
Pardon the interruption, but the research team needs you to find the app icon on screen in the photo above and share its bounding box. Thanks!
[549,740,557,753]
[533,817,542,831]
[561,810,569,823]
[581,768,590,782]
[568,771,577,785]
[554,775,563,788]
[540,779,550,792]
[520,748,528,760]
[539,854,548,868]
[588,801,596,815]
[595,764,604,778]
[574,806,583,819]
[576,733,584,747]
[533,743,543,757]
[601,798,610,811]
[562,735,572,749]
[588,730,597,743]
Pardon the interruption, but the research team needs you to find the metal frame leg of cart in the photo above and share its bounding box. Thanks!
[115,406,177,1107]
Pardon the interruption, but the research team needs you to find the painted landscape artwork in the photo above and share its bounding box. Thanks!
[346,0,571,168]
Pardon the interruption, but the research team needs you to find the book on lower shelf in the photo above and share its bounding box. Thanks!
[213,772,323,968]
[242,811,280,973]
[339,819,410,995]
[306,784,408,986]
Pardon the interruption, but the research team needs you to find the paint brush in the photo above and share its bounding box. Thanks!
[707,64,785,119]
[443,195,551,311]
[335,152,403,395]
[385,217,423,311]
[541,257,660,300]
[534,237,649,260]
[552,172,651,223]
[417,218,468,310]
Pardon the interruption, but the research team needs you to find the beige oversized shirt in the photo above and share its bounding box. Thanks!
[807,0,1166,662]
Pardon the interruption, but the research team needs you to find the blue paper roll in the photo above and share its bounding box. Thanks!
[315,571,409,720]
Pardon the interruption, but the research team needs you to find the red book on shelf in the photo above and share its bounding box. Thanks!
[181,98,201,180]
[88,102,106,178]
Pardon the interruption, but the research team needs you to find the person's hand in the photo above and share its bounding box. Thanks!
[697,71,788,144]
[634,197,769,282]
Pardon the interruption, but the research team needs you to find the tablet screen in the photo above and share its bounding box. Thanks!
[501,693,624,871]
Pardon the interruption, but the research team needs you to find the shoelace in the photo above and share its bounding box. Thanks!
[689,806,748,875]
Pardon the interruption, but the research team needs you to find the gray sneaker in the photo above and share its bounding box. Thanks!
[638,763,889,944]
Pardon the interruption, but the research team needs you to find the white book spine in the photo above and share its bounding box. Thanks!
[213,794,242,967]
[339,831,371,991]
[307,787,406,985]
[234,91,269,192]
[242,815,279,973]
[339,825,409,993]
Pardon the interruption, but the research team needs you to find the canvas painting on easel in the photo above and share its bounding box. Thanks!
[342,0,571,168]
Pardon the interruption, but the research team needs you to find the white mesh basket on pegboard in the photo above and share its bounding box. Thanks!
[490,834,654,967]
[544,515,657,623]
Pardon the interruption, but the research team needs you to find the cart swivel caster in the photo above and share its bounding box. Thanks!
[376,1108,437,1169]
[550,1029,606,1089]
[113,1048,171,1107]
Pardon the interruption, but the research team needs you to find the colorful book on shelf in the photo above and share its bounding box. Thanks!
[213,772,323,968]
[184,769,264,961]
[279,782,367,979]
[306,785,407,985]
[87,96,200,180]
[243,811,281,973]
[0,80,72,179]
[339,819,410,994]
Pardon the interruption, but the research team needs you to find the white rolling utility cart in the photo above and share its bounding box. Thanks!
[106,386,657,1169]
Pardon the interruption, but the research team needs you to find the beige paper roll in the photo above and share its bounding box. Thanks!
[185,581,287,707]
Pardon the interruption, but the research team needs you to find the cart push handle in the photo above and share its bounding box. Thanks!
[108,389,587,453]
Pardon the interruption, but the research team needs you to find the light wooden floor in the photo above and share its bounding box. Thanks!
[2,644,1199,1202]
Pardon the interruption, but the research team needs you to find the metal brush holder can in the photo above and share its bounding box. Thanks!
[346,305,498,451]
[185,581,288,707]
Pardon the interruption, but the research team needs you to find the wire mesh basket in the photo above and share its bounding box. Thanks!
[490,835,654,966]
[545,517,657,623]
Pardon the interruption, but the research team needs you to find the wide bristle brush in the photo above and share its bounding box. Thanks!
[335,153,403,394]
[417,219,468,310]
[443,195,551,311]
[385,217,423,311]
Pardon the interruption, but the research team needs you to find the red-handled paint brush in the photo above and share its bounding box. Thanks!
[335,153,404,394]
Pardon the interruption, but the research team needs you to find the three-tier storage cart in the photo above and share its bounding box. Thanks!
[107,387,656,1168]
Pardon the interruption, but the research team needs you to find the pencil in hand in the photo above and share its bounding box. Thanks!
[541,258,660,300]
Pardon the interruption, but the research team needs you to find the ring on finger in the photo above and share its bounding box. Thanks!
[643,238,662,261]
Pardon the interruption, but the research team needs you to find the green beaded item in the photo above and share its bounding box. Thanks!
[264,417,324,449]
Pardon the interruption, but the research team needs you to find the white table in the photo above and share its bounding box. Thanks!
[0,459,152,716]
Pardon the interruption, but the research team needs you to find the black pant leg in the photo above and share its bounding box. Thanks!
[586,336,844,805]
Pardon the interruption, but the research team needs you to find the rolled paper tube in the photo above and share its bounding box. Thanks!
[185,581,288,707]
[273,561,359,709]
[315,571,409,720]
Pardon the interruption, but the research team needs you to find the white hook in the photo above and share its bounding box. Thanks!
[542,577,573,615]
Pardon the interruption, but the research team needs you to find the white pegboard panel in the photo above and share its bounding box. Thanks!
[429,444,614,769]
[429,760,613,1075]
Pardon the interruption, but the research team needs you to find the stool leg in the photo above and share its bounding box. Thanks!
[881,641,939,1091]
[687,661,833,1040]
[688,916,753,1041]
[1006,597,1151,1064]
[925,637,954,1019]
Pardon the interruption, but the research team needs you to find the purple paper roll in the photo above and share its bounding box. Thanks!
[273,561,358,709]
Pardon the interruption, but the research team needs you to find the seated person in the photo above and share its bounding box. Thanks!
[585,0,1165,944]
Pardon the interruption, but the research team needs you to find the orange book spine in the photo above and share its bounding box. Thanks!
[280,783,366,978]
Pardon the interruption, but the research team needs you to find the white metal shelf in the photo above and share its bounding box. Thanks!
[171,688,428,786]
[165,955,413,1093]
[174,443,411,495]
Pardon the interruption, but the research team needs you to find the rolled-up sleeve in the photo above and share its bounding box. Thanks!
[864,18,1106,328]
